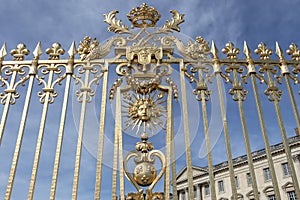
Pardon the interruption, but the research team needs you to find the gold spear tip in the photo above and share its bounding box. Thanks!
[275,41,284,59]
[0,42,7,59]
[68,41,77,57]
[33,41,42,59]
[243,41,252,59]
[211,40,219,59]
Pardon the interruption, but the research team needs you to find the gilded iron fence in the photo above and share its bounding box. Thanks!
[0,3,299,200]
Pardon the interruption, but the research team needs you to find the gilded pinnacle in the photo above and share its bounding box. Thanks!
[243,41,252,60]
[68,41,77,58]
[33,42,42,59]
[0,43,7,60]
[275,42,285,60]
[211,40,219,59]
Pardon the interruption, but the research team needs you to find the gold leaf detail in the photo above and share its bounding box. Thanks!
[162,10,185,32]
[104,10,132,34]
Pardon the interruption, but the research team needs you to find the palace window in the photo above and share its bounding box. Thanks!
[204,184,210,196]
[268,195,276,200]
[263,168,272,181]
[288,191,296,200]
[246,173,252,186]
[235,176,239,189]
[218,180,224,193]
[282,163,290,176]
[194,186,198,198]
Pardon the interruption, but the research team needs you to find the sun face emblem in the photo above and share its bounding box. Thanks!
[123,92,167,135]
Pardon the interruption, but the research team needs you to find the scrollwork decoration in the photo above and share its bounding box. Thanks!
[162,10,185,32]
[73,63,106,103]
[104,10,133,34]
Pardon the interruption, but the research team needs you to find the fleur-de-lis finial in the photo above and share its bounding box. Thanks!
[222,42,240,59]
[46,42,65,60]
[10,43,30,61]
[286,43,300,61]
[254,42,272,60]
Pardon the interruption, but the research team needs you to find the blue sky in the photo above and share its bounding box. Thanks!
[0,0,300,199]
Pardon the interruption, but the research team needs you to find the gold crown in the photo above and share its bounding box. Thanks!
[127,3,161,28]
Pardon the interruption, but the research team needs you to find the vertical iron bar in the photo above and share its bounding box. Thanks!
[199,68,216,200]
[171,108,178,200]
[216,73,237,199]
[112,87,120,200]
[71,69,90,200]
[164,88,172,200]
[179,60,194,199]
[5,75,34,200]
[273,99,300,198]
[0,69,17,145]
[250,75,281,199]
[28,69,54,200]
[232,69,259,199]
[284,75,300,130]
[237,100,259,199]
[94,62,108,200]
[49,74,71,200]
[117,88,125,200]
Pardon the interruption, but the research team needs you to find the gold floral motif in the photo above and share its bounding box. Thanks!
[255,42,272,60]
[222,42,240,59]
[77,36,99,60]
[45,42,65,60]
[286,43,300,61]
[10,43,30,61]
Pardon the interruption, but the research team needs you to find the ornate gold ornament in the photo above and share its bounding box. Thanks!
[127,3,161,28]
[0,3,299,200]
[123,92,167,135]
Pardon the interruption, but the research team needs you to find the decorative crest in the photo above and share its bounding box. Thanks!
[255,42,272,60]
[10,43,30,61]
[46,42,65,60]
[127,3,161,28]
[286,43,300,61]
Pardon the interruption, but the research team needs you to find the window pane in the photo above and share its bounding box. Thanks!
[268,195,276,200]
[194,186,198,198]
[264,168,271,181]
[247,173,252,186]
[282,163,290,176]
[205,185,210,196]
[235,176,239,189]
[288,191,296,200]
[218,180,224,192]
